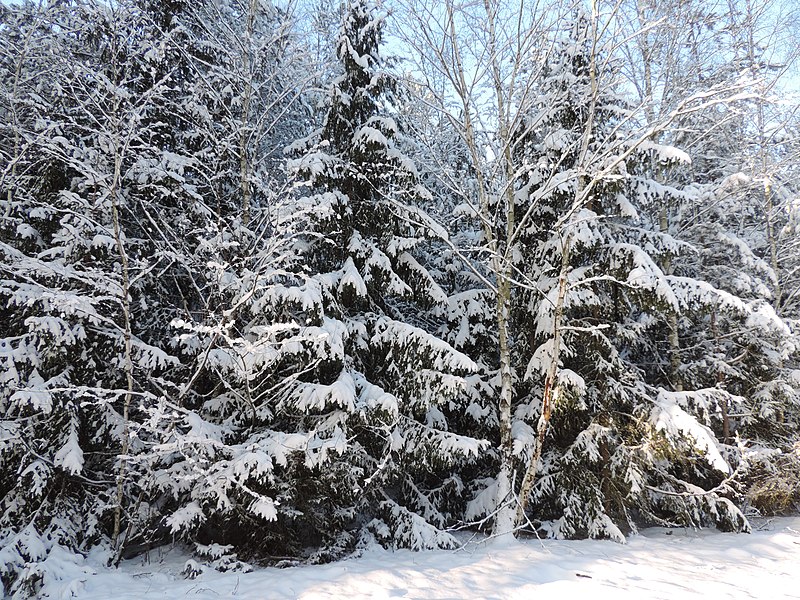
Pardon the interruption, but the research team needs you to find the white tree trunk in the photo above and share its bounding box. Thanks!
[493,274,517,539]
[515,236,571,525]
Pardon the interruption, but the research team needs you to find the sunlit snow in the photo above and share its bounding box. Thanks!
[56,518,800,600]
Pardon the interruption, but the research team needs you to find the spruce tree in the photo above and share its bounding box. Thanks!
[283,0,484,554]
[0,1,187,593]
[502,16,751,539]
[154,0,484,562]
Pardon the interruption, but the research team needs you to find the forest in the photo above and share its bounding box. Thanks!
[1,0,799,596]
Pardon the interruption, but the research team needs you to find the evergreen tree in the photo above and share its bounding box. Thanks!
[0,2,186,593]
[153,0,483,562]
[283,0,485,554]
[503,16,752,539]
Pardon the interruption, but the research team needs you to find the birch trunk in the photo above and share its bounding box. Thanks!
[106,29,136,556]
[514,0,600,528]
[482,0,523,538]
[110,138,135,556]
[514,236,571,525]
[240,0,258,226]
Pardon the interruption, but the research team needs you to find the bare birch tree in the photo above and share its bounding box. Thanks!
[395,0,766,538]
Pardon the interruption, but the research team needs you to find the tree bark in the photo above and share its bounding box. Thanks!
[514,237,571,526]
[514,0,600,528]
[107,30,136,556]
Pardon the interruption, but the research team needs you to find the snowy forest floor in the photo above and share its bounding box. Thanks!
[60,517,800,600]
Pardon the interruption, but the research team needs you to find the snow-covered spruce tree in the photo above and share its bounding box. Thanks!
[502,15,756,539]
[108,0,341,566]
[0,1,204,594]
[610,0,800,520]
[152,0,483,563]
[667,174,800,517]
[715,1,800,514]
[392,81,502,530]
[663,123,800,520]
[283,0,486,555]
[626,0,800,517]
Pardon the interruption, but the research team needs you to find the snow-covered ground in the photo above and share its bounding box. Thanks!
[58,518,800,600]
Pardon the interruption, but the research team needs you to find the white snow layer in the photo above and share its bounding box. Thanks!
[50,517,800,599]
